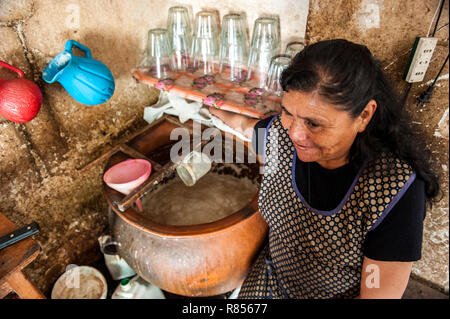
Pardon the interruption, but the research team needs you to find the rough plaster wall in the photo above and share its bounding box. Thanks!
[308,0,449,292]
[0,0,309,296]
[140,0,309,52]
[0,0,160,295]
[0,0,448,296]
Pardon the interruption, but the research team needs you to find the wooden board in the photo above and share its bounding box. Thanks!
[0,213,43,298]
[133,69,282,119]
[0,214,40,282]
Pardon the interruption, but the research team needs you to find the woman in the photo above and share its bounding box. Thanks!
[210,39,440,299]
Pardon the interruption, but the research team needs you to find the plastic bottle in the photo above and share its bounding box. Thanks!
[98,235,136,280]
[111,278,134,299]
[111,276,166,299]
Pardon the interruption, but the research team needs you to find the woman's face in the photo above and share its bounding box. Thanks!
[280,90,375,169]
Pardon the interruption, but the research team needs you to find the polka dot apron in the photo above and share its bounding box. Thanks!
[238,115,416,299]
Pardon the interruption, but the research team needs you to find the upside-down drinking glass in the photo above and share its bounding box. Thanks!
[265,54,291,96]
[146,28,175,79]
[247,17,280,88]
[218,13,249,83]
[190,11,220,75]
[167,6,192,71]
[285,41,305,58]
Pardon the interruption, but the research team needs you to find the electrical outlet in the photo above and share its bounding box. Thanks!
[403,37,438,83]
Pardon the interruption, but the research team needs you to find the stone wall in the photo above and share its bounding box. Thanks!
[0,0,448,296]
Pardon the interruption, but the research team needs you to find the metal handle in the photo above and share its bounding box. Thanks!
[0,60,25,78]
[0,221,40,251]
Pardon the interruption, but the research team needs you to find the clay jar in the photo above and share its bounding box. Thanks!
[103,118,268,296]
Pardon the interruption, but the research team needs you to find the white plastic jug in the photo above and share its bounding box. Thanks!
[111,276,166,299]
[98,235,136,280]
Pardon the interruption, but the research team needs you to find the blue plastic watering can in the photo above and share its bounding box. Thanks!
[42,40,115,105]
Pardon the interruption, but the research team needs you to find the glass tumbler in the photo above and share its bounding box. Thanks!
[190,11,220,75]
[218,13,249,83]
[285,41,305,58]
[146,28,175,79]
[176,151,212,186]
[265,54,291,96]
[247,17,280,88]
[168,6,192,71]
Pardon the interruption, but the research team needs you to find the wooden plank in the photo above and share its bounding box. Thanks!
[0,280,12,299]
[132,70,281,119]
[116,138,212,212]
[118,144,162,171]
[0,214,40,284]
[116,160,179,212]
[164,116,194,134]
[6,271,45,299]
[0,213,42,299]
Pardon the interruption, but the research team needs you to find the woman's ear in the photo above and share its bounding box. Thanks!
[357,100,377,132]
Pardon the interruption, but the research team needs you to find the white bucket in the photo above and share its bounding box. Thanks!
[51,265,107,299]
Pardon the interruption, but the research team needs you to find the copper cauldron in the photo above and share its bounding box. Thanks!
[103,116,268,296]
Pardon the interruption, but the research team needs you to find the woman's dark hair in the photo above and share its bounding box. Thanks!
[280,39,439,203]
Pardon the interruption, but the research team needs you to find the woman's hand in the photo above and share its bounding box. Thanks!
[209,107,259,141]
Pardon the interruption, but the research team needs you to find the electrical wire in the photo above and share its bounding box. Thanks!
[417,54,449,104]
[431,0,446,37]
[413,0,446,106]
[427,0,444,37]
[402,83,413,106]
[436,22,449,33]
[431,54,449,88]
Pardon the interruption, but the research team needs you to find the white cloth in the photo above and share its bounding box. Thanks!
[143,91,251,142]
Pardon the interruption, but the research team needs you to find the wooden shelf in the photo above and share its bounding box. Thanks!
[132,69,281,119]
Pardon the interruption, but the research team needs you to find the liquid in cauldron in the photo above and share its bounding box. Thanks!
[139,172,258,226]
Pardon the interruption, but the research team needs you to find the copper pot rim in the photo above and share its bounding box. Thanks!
[106,188,261,239]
